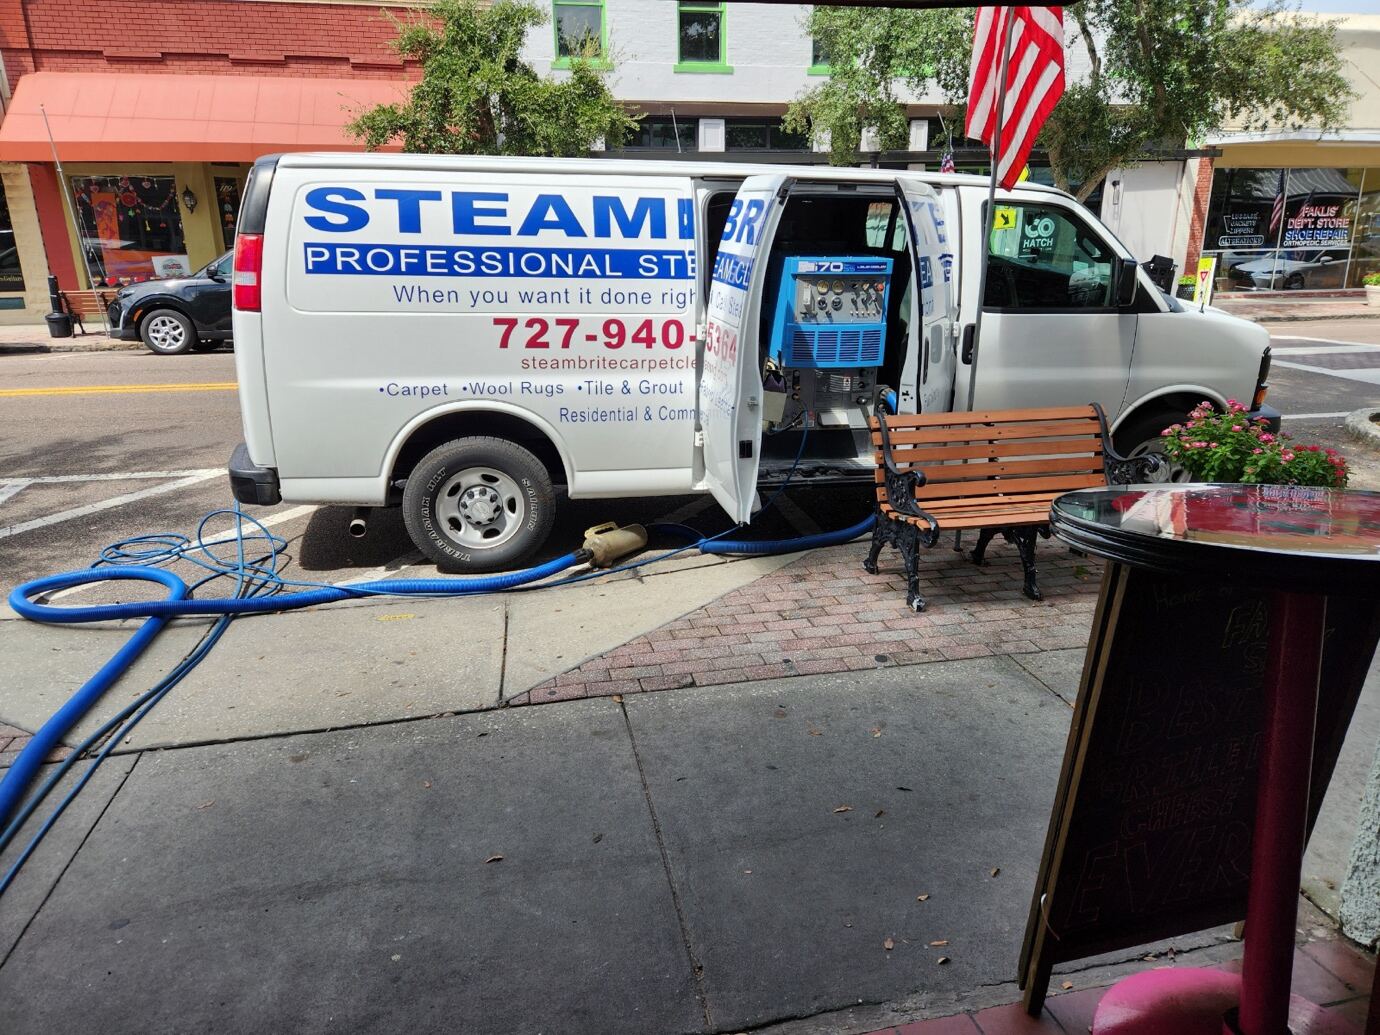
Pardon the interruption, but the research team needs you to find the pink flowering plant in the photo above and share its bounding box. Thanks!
[1159,400,1348,488]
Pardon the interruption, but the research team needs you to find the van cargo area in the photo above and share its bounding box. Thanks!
[707,188,916,484]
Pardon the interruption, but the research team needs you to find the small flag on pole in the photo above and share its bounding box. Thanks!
[1268,171,1286,237]
[965,7,1066,190]
[940,152,956,174]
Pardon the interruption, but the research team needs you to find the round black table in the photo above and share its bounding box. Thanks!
[1047,484,1380,1035]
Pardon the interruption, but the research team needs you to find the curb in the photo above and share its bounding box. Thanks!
[1345,407,1380,448]
[0,339,142,355]
[1246,311,1379,323]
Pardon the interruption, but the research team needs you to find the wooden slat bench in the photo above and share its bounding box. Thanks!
[58,289,115,334]
[864,404,1164,611]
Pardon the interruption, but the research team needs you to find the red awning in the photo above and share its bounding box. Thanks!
[0,71,412,162]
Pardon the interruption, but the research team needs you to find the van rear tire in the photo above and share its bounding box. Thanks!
[402,437,555,573]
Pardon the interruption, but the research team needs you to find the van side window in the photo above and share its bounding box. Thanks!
[985,203,1115,310]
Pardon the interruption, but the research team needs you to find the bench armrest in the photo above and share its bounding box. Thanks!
[1092,403,1168,484]
[875,410,940,540]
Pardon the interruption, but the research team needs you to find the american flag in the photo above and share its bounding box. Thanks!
[1268,171,1287,237]
[940,152,956,174]
[965,7,1066,190]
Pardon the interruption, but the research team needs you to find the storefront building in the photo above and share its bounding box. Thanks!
[1198,152,1380,293]
[0,0,422,322]
[1192,15,1380,293]
[0,71,416,319]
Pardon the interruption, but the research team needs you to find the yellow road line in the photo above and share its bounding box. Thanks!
[0,382,238,398]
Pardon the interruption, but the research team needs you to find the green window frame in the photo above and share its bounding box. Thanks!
[808,34,830,76]
[675,1,731,74]
[553,0,608,69]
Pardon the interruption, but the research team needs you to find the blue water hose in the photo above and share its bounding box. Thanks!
[9,552,585,625]
[653,514,875,555]
[0,568,187,833]
[0,551,585,829]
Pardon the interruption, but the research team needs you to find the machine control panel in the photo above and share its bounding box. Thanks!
[794,271,888,322]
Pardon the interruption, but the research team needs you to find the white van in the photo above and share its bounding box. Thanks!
[228,153,1275,571]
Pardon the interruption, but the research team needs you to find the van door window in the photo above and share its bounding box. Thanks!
[985,203,1115,310]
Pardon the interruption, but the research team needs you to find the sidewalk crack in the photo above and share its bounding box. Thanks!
[0,750,143,971]
[620,701,714,1030]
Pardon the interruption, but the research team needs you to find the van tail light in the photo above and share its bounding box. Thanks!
[1252,346,1272,411]
[233,233,263,312]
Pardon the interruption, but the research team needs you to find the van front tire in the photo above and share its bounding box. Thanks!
[402,437,555,573]
[1113,412,1187,483]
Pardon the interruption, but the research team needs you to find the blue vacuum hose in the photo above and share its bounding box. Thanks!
[0,551,585,828]
[9,552,586,625]
[655,514,876,556]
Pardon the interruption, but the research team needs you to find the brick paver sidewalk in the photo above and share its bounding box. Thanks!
[858,934,1375,1033]
[1214,294,1373,323]
[509,540,1101,706]
[0,723,70,769]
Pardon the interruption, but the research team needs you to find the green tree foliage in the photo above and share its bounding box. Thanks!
[787,0,1354,203]
[349,0,638,156]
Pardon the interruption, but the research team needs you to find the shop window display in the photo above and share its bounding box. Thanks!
[70,175,187,285]
[215,177,242,251]
[0,183,25,293]
[1201,166,1374,291]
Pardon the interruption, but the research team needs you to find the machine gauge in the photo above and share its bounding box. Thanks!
[816,280,830,294]
[832,280,844,294]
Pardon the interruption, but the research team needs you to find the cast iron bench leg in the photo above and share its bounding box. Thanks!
[863,511,885,575]
[1011,528,1043,601]
[901,524,925,612]
[970,527,999,566]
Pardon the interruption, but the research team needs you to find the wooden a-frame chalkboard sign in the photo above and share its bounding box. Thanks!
[1018,562,1380,1013]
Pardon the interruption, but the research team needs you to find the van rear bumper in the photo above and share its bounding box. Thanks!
[229,442,281,505]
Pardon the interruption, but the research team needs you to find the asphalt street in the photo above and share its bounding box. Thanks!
[3,323,1380,596]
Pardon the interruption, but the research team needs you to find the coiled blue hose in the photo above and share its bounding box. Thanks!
[9,552,585,625]
[0,551,585,829]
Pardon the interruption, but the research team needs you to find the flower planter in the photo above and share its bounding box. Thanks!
[1365,284,1380,306]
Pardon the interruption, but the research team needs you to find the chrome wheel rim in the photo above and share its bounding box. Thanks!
[1128,439,1189,483]
[146,314,187,351]
[434,467,526,550]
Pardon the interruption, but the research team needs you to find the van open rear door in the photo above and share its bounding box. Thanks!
[895,177,956,415]
[698,174,791,524]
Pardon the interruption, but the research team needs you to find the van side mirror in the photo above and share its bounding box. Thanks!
[1114,258,1139,308]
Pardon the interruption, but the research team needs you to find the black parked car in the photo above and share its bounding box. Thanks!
[108,251,233,355]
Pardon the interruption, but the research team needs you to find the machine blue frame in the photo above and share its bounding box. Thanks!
[767,255,893,371]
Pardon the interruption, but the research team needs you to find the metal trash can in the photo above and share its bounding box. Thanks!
[1140,254,1176,294]
[45,312,73,338]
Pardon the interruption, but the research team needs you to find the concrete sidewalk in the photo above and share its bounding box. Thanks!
[0,321,137,354]
[1,652,1375,1033]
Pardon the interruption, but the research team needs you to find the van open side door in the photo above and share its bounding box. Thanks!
[698,174,791,524]
[895,178,956,415]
